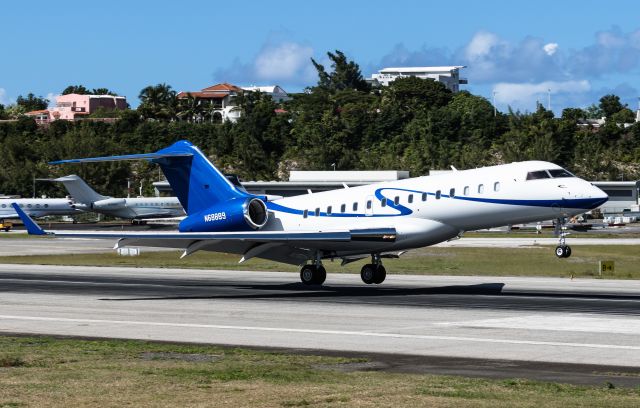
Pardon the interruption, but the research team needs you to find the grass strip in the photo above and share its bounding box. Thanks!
[0,336,639,407]
[0,245,638,279]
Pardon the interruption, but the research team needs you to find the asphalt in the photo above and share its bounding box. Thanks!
[1,264,640,387]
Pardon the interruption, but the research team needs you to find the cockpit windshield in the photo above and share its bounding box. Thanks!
[526,170,550,180]
[526,168,575,180]
[547,169,574,178]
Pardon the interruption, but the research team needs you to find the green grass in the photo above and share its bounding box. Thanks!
[0,336,638,407]
[0,245,638,279]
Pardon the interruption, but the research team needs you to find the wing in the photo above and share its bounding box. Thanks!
[11,203,396,265]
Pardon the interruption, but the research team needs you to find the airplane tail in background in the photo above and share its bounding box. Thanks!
[53,175,108,204]
[50,140,250,215]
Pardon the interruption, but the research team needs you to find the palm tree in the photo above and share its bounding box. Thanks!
[176,93,204,122]
[138,83,177,120]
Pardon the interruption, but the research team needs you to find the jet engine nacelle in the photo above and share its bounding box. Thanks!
[92,198,127,210]
[178,197,268,232]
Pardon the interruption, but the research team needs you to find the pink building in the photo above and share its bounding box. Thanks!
[25,93,127,123]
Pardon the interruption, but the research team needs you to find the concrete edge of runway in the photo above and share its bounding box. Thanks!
[1,331,639,388]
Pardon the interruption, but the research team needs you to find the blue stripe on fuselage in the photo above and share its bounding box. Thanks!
[266,188,608,218]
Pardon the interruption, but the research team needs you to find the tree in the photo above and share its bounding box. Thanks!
[610,108,635,124]
[384,76,452,111]
[92,88,117,96]
[0,104,6,120]
[311,50,370,92]
[15,93,49,111]
[138,83,177,120]
[561,108,586,122]
[62,85,90,95]
[599,94,625,118]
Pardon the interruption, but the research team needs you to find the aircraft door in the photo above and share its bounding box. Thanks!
[365,195,374,216]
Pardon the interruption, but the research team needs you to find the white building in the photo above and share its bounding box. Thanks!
[241,85,290,103]
[369,66,467,92]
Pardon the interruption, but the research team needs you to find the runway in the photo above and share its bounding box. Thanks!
[1,263,639,385]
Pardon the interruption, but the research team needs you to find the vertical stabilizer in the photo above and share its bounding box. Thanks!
[54,175,109,204]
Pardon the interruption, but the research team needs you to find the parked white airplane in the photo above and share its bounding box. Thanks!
[14,140,608,285]
[52,175,185,220]
[1,197,84,220]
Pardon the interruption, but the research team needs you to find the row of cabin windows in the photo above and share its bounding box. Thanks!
[1,203,50,209]
[301,182,501,218]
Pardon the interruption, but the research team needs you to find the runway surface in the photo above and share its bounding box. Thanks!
[1,263,640,385]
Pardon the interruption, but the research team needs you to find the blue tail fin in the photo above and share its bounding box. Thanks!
[50,140,248,215]
[153,141,248,214]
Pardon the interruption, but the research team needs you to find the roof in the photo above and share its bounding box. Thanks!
[379,66,466,73]
[242,85,287,94]
[176,91,226,99]
[200,83,242,92]
[24,110,49,115]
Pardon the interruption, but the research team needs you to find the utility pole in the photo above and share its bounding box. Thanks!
[492,91,497,117]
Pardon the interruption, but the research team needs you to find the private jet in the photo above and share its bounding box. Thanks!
[14,140,608,285]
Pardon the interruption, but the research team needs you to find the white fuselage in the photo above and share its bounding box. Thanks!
[0,198,84,219]
[261,161,607,257]
[91,196,185,220]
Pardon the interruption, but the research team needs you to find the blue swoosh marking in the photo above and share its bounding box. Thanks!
[266,189,607,218]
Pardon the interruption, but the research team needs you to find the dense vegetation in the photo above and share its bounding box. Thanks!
[1,50,639,198]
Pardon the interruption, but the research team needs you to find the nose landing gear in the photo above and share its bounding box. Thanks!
[555,217,572,258]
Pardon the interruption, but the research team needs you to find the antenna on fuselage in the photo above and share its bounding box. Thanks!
[450,165,458,171]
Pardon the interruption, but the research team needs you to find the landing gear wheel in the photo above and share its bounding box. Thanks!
[360,264,376,284]
[373,265,386,284]
[300,265,326,285]
[555,246,572,258]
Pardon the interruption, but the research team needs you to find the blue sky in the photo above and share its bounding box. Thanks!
[2,0,639,114]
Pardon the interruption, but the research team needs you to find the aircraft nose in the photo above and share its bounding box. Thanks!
[588,184,609,208]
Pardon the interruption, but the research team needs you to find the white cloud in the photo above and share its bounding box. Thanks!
[0,88,8,105]
[465,31,500,61]
[214,40,317,89]
[254,42,314,81]
[46,92,58,108]
[493,80,591,110]
[543,43,558,56]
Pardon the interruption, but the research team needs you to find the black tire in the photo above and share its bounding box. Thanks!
[564,246,572,258]
[300,265,316,285]
[360,264,376,284]
[373,265,386,284]
[555,246,565,258]
[313,265,327,285]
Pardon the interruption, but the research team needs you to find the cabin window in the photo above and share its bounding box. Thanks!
[44,204,48,208]
[449,188,455,197]
[435,190,441,199]
[353,202,358,211]
[463,186,469,195]
[394,196,400,205]
[303,209,308,218]
[494,182,501,192]
[381,198,387,207]
[340,204,346,213]
[478,184,484,194]
[366,200,372,209]
[526,170,550,180]
[327,206,332,215]
[1,204,5,208]
[408,194,413,203]
[314,208,320,217]
[421,192,427,201]
[19,204,24,208]
[36,204,40,208]
[27,204,32,208]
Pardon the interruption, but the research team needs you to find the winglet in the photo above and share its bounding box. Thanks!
[11,203,48,235]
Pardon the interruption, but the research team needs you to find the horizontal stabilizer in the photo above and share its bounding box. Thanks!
[49,152,192,165]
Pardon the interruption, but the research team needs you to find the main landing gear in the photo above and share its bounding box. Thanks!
[299,252,388,285]
[555,217,572,258]
[300,251,326,285]
[360,254,386,285]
